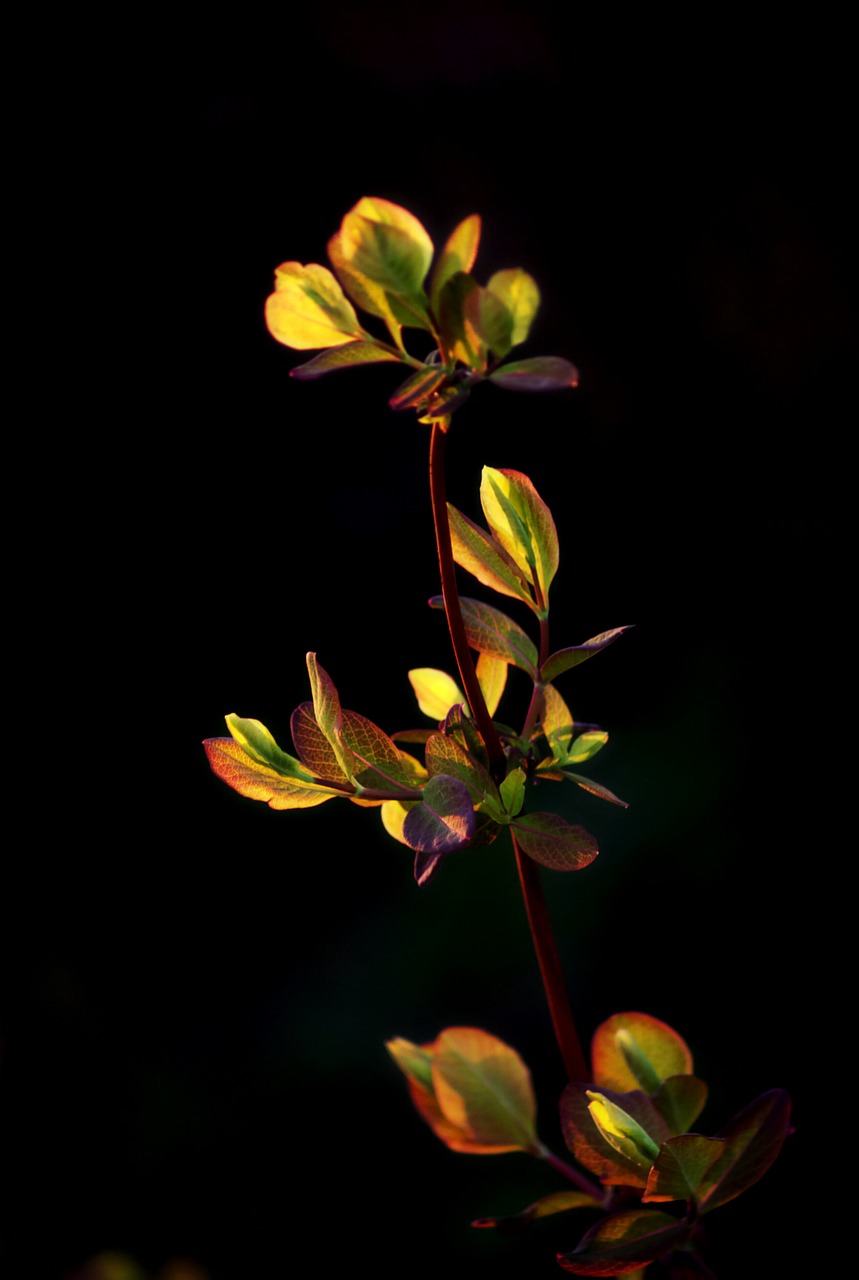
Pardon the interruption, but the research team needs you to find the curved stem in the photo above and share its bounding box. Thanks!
[512,830,589,1082]
[428,420,506,779]
[537,1144,605,1202]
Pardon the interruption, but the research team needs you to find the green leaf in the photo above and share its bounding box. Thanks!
[541,682,575,751]
[650,1075,708,1136]
[541,627,633,683]
[330,196,434,329]
[429,595,538,678]
[561,1084,668,1188]
[489,355,579,392]
[429,214,481,314]
[476,653,507,718]
[472,1189,602,1232]
[480,467,559,605]
[499,767,526,818]
[486,268,540,347]
[289,341,402,380]
[388,364,449,411]
[586,1091,661,1172]
[436,271,485,368]
[223,713,314,781]
[643,1135,726,1204]
[562,772,629,808]
[563,731,609,765]
[432,1026,539,1154]
[697,1089,792,1214]
[557,1208,692,1274]
[306,652,355,782]
[465,284,515,359]
[425,733,500,809]
[203,738,340,810]
[343,710,426,794]
[592,1013,694,1095]
[402,774,476,880]
[512,812,599,871]
[264,261,365,350]
[447,503,535,610]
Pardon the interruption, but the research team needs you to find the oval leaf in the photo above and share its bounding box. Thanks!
[541,627,633,683]
[512,813,599,871]
[557,1208,692,1274]
[402,774,475,863]
[429,595,538,677]
[486,268,540,348]
[697,1089,792,1214]
[592,1013,694,1094]
[489,355,579,392]
[204,738,337,810]
[447,503,535,610]
[289,341,401,380]
[265,261,364,350]
[480,467,558,604]
[432,1027,538,1154]
[429,213,481,313]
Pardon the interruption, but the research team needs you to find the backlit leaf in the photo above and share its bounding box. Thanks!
[425,733,500,809]
[432,1027,539,1154]
[697,1089,792,1214]
[489,355,579,392]
[480,467,558,604]
[447,503,535,610]
[643,1135,726,1204]
[561,1083,667,1188]
[223,713,314,781]
[564,731,609,765]
[203,738,338,810]
[592,1013,694,1095]
[557,1208,692,1274]
[541,682,575,751]
[388,364,449,411]
[381,798,419,847]
[408,668,465,721]
[429,595,538,677]
[486,269,540,347]
[541,627,633,683]
[429,214,481,314]
[331,196,433,329]
[512,812,599,871]
[472,1189,602,1232]
[651,1075,708,1136]
[289,341,401,380]
[402,774,476,878]
[265,262,364,350]
[476,652,507,718]
[499,767,526,818]
[563,773,629,808]
[307,652,355,782]
[343,710,426,794]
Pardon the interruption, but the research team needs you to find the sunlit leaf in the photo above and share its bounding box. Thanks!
[425,733,500,809]
[486,268,540,347]
[409,668,465,721]
[330,196,433,331]
[429,595,538,677]
[560,1084,669,1187]
[290,702,350,784]
[429,214,481,314]
[512,812,599,871]
[489,356,579,392]
[696,1089,792,1214]
[289,341,402,380]
[343,710,427,794]
[472,1189,602,1232]
[402,774,476,877]
[586,1091,662,1172]
[541,627,633,683]
[265,262,365,350]
[386,1035,478,1150]
[563,772,629,808]
[499,767,526,818]
[476,652,508,718]
[643,1135,726,1204]
[432,1027,539,1154]
[650,1075,708,1136]
[436,271,485,368]
[447,502,535,610]
[381,797,419,847]
[465,284,515,359]
[307,652,355,782]
[480,467,558,604]
[564,731,609,765]
[204,738,338,810]
[223,713,314,781]
[557,1208,692,1274]
[592,1013,694,1095]
[541,682,575,750]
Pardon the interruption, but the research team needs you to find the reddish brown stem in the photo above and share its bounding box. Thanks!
[513,830,589,1083]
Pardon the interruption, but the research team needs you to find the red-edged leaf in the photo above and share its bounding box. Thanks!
[425,733,500,808]
[403,774,476,881]
[289,341,402,379]
[541,627,633,683]
[290,702,348,783]
[429,595,538,677]
[697,1089,792,1214]
[592,1013,694,1094]
[512,812,598,871]
[557,1208,692,1274]
[643,1134,726,1204]
[472,1189,602,1232]
[560,1084,669,1187]
[447,503,535,609]
[489,356,579,392]
[429,214,481,314]
[388,364,449,410]
[204,738,339,810]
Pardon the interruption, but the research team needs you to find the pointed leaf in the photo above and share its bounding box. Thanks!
[592,1013,694,1095]
[408,668,465,721]
[425,733,500,809]
[486,268,540,347]
[541,682,575,751]
[472,1189,602,1232]
[541,627,633,683]
[402,773,475,865]
[307,652,355,781]
[342,710,426,793]
[290,702,350,783]
[441,702,489,766]
[563,772,629,808]
[697,1089,792,1213]
[557,1209,692,1274]
[499,767,526,818]
[429,214,481,314]
[512,812,599,871]
[331,196,433,329]
[489,356,579,392]
[476,652,508,718]
[563,731,609,765]
[561,1083,667,1188]
[265,262,364,350]
[289,340,401,379]
[480,467,558,603]
[381,798,419,847]
[437,271,485,367]
[204,738,338,810]
[429,595,538,678]
[223,713,314,781]
[643,1135,726,1204]
[386,1035,480,1151]
[447,502,535,610]
[388,363,449,411]
[651,1075,708,1137]
[327,230,405,349]
[465,284,515,359]
[586,1091,661,1171]
[432,1027,539,1154]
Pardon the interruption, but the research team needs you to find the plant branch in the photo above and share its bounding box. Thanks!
[512,830,589,1083]
[428,420,506,779]
[536,1143,605,1201]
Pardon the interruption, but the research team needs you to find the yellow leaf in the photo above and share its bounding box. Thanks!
[265,261,363,349]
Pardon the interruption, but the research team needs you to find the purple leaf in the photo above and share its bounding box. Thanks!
[489,356,579,392]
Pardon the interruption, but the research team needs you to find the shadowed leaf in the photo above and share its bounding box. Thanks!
[476,653,507,718]
[512,813,599,871]
[429,213,481,314]
[409,668,465,720]
[289,341,401,379]
[472,1189,602,1232]
[403,774,476,877]
[560,1084,669,1187]
[437,271,484,367]
[465,284,515,359]
[389,364,449,410]
[697,1089,792,1213]
[204,739,338,810]
[592,1013,694,1094]
[489,356,579,392]
[342,710,426,794]
[643,1135,726,1204]
[557,1208,692,1274]
[651,1076,708,1136]
[429,595,538,677]
[290,702,349,784]
[541,627,633,683]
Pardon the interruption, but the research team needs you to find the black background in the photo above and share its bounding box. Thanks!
[6,5,851,1277]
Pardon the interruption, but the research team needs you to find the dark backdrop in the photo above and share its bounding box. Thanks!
[5,6,851,1277]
